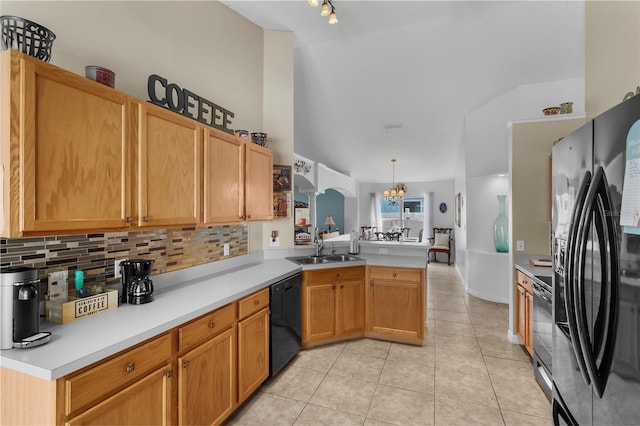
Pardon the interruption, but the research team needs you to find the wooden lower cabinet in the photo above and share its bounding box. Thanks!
[1,294,272,425]
[237,288,270,404]
[365,266,425,345]
[66,364,172,426]
[302,266,365,347]
[178,326,237,426]
[516,271,534,356]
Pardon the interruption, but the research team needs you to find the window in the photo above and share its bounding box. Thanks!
[380,196,424,214]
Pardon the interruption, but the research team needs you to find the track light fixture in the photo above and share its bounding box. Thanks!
[308,0,338,24]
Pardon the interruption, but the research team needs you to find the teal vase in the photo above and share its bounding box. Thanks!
[493,195,509,253]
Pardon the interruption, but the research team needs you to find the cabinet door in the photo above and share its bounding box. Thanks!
[20,56,131,233]
[525,290,534,356]
[136,103,200,227]
[367,279,424,344]
[203,130,243,224]
[516,284,527,346]
[237,308,269,404]
[302,283,336,346]
[338,280,364,337]
[244,143,273,221]
[178,326,236,426]
[66,365,172,426]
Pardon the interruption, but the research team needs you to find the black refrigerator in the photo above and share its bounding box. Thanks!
[552,93,640,425]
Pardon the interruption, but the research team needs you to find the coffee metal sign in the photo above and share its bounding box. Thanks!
[147,74,234,134]
[75,293,111,319]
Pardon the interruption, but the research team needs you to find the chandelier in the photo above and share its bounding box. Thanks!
[307,0,338,24]
[383,159,405,206]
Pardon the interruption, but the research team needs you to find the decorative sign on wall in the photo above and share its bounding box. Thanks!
[147,74,235,134]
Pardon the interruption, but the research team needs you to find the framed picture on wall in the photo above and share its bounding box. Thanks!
[273,165,292,192]
[273,192,291,217]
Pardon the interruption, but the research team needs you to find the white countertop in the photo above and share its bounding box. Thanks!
[1,248,428,381]
[514,254,553,281]
[0,256,300,380]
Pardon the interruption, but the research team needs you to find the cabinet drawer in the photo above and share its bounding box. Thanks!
[304,266,365,284]
[239,288,269,320]
[64,333,172,415]
[516,271,532,293]
[179,302,236,352]
[368,266,423,283]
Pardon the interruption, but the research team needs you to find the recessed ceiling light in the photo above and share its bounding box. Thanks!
[383,122,403,130]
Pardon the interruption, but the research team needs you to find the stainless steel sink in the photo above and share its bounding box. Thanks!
[323,254,359,262]
[287,256,329,265]
[286,254,362,265]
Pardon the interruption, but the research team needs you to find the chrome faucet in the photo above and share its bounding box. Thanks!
[314,227,324,256]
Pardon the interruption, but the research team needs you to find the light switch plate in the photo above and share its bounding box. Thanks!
[516,240,525,251]
[269,237,280,248]
[114,258,127,278]
[223,243,230,256]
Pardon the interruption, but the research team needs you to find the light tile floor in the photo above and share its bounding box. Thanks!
[226,263,551,425]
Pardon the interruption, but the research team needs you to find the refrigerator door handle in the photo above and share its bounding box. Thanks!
[553,394,579,426]
[575,166,620,398]
[565,171,592,386]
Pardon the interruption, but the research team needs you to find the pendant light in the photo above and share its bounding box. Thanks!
[328,5,338,24]
[320,1,331,17]
[383,159,405,206]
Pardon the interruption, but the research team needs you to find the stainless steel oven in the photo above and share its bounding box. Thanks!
[532,275,553,400]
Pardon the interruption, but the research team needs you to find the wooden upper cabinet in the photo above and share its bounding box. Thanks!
[202,129,244,224]
[244,143,273,221]
[0,50,275,237]
[17,53,131,234]
[135,103,201,228]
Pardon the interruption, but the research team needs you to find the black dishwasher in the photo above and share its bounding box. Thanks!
[269,272,301,376]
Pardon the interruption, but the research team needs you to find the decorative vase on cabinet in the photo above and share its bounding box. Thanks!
[493,195,509,252]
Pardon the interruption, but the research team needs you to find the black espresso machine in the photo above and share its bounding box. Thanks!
[119,259,154,305]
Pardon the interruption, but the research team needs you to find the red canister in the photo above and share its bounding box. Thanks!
[85,65,115,88]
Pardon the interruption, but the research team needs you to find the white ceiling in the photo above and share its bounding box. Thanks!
[221,0,585,184]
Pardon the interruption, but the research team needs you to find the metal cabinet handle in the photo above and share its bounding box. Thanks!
[142,216,150,222]
[254,300,260,305]
[125,216,132,224]
[126,362,135,373]
[209,321,216,328]
[332,285,336,290]
[370,281,374,287]
[393,272,397,277]
[340,284,344,289]
[182,360,189,368]
[167,370,173,378]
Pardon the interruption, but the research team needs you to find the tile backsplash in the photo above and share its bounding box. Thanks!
[0,225,248,298]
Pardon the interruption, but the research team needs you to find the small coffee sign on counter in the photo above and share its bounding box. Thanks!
[147,74,235,134]
[46,289,118,324]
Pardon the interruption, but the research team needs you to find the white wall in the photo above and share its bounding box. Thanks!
[0,1,265,131]
[456,78,584,304]
[258,30,295,251]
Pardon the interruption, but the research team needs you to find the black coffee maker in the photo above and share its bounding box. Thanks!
[120,259,154,305]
